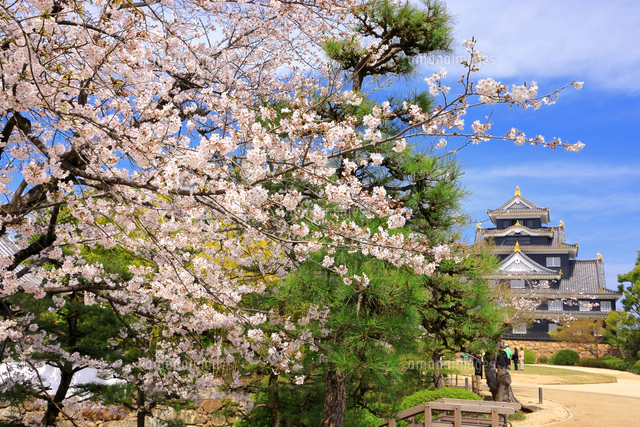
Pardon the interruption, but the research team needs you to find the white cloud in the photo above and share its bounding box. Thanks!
[464,162,640,181]
[435,0,640,91]
[462,161,640,216]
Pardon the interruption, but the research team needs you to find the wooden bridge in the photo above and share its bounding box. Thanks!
[379,398,521,427]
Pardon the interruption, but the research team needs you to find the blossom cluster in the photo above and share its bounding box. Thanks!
[0,0,585,414]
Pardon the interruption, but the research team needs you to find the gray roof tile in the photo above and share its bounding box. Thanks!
[0,236,40,286]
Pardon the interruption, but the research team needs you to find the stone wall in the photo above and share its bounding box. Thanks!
[506,340,619,361]
[0,398,235,427]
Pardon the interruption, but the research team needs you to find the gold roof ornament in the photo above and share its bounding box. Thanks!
[559,219,564,227]
[551,227,555,233]
[597,252,603,261]
[515,220,521,226]
[558,269,563,276]
[477,222,482,229]
[515,186,521,197]
[514,241,521,253]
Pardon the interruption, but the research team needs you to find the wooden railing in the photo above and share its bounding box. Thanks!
[379,398,521,427]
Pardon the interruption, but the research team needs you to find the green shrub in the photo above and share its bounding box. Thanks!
[538,355,549,364]
[602,357,628,371]
[577,358,610,368]
[399,387,481,410]
[523,349,536,364]
[549,350,580,366]
[576,356,629,371]
[600,354,620,361]
[634,360,640,370]
[344,408,385,427]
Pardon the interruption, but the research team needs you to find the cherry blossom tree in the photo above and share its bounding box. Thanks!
[0,0,585,423]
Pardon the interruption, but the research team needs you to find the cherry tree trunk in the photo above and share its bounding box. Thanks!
[267,373,283,427]
[42,303,79,426]
[41,362,75,426]
[137,388,147,427]
[319,367,347,427]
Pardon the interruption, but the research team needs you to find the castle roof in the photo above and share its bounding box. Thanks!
[487,186,550,224]
[535,311,613,320]
[480,222,554,237]
[0,236,40,288]
[543,259,618,296]
[507,259,621,298]
[490,243,579,258]
[490,251,561,280]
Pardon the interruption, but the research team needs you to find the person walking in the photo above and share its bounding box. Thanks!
[472,354,484,394]
[512,347,519,370]
[519,347,525,371]
[496,345,509,369]
[504,344,512,370]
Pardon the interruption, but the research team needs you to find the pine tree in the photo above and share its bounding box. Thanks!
[605,251,640,362]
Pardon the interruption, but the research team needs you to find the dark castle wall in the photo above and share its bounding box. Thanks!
[496,218,543,230]
[493,236,551,246]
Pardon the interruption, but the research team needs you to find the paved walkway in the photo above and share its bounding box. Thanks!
[511,365,640,426]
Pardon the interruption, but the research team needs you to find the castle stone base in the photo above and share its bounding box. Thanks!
[505,340,620,361]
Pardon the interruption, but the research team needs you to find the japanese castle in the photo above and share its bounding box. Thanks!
[475,187,621,341]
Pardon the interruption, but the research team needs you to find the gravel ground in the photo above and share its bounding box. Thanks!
[511,365,640,426]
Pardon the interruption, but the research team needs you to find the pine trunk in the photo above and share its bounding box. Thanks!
[484,353,498,400]
[432,353,445,389]
[485,358,519,404]
[319,366,346,427]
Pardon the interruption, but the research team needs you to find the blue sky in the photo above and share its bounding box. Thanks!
[418,0,640,289]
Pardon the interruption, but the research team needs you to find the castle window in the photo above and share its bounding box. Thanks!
[525,219,534,228]
[579,301,592,312]
[505,236,530,245]
[510,279,525,289]
[503,220,511,228]
[548,300,563,311]
[548,323,558,333]
[512,324,527,334]
[546,257,561,267]
[600,301,611,312]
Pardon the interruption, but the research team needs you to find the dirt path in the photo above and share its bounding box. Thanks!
[511,365,640,426]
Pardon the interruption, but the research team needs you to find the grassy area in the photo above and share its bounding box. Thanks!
[441,361,617,385]
[505,365,616,385]
[442,360,475,376]
[508,412,527,422]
